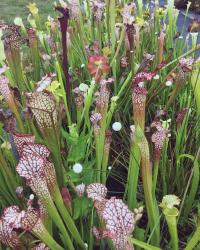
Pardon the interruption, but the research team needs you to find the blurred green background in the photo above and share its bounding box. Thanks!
[0,0,54,22]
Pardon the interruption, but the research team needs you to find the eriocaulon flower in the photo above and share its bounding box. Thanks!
[72,163,83,173]
[112,122,122,131]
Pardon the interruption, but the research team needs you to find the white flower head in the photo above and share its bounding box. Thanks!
[165,80,173,87]
[112,122,122,131]
[29,194,35,200]
[73,163,83,174]
[108,166,112,171]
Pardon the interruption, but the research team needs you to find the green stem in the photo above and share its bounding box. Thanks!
[167,0,174,48]
[55,60,72,126]
[53,190,85,249]
[98,115,107,182]
[45,198,75,250]
[184,226,200,250]
[127,142,140,209]
[34,225,64,250]
[137,0,143,17]
[129,237,161,250]
[89,209,94,250]
[101,143,110,184]
[152,160,159,195]
[12,105,25,133]
[177,154,200,221]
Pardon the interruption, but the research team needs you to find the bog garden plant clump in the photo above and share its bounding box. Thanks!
[0,0,200,249]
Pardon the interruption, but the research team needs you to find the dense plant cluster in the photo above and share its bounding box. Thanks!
[0,0,200,249]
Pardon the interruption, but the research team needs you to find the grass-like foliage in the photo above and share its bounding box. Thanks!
[0,0,200,249]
